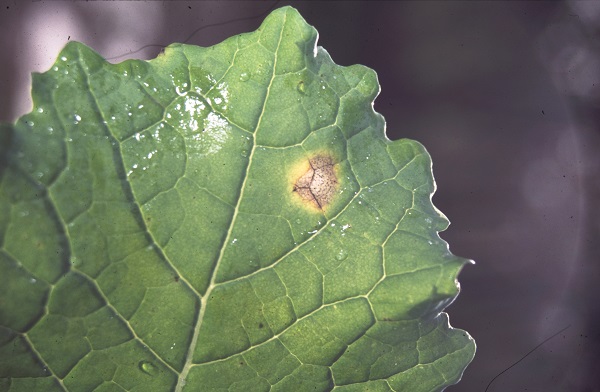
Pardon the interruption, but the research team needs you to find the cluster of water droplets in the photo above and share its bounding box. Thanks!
[198,112,231,155]
[125,121,170,178]
[163,75,234,157]
[51,55,70,75]
[209,81,230,111]
[179,94,204,132]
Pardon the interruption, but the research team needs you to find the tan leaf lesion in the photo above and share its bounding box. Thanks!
[293,155,338,210]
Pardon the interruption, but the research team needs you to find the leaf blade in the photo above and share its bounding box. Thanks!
[0,6,475,392]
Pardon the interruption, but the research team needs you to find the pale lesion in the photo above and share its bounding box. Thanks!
[293,155,338,210]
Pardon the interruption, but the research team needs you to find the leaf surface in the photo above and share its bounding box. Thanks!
[0,6,475,392]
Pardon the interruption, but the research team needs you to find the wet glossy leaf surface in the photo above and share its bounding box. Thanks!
[0,7,474,391]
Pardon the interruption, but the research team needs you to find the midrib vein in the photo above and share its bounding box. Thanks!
[175,14,287,391]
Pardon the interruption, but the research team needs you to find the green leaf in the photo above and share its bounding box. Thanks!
[0,6,475,392]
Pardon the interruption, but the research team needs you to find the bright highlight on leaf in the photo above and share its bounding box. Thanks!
[0,6,475,392]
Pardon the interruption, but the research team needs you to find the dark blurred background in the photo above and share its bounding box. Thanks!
[1,1,598,391]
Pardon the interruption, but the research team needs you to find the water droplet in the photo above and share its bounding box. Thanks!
[297,81,306,94]
[240,149,248,157]
[335,249,348,261]
[239,72,249,82]
[37,107,44,113]
[139,360,158,376]
[295,218,302,225]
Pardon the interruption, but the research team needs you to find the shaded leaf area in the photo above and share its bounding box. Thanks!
[0,6,474,392]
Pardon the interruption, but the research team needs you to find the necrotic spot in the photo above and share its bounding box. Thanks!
[293,155,338,209]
